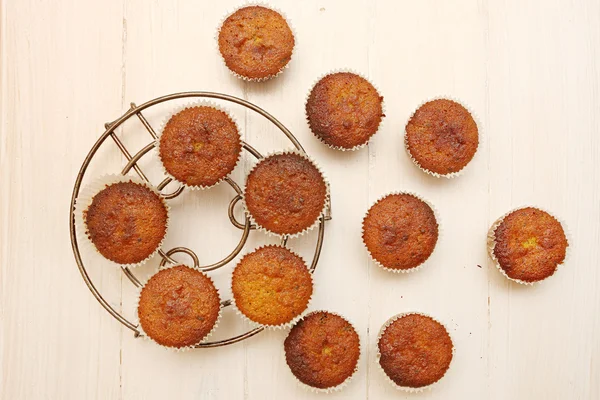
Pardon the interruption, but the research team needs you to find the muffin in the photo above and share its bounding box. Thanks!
[489,207,568,283]
[218,5,295,81]
[405,98,479,176]
[158,105,242,188]
[84,180,168,265]
[378,313,453,390]
[306,72,384,150]
[232,245,313,327]
[285,311,360,391]
[244,152,328,236]
[362,193,438,271]
[137,265,221,348]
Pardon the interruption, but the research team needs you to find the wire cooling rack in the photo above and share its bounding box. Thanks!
[69,92,331,348]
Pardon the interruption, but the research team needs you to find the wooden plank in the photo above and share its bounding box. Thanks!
[240,1,372,398]
[118,1,249,399]
[486,1,600,399]
[366,1,489,398]
[0,0,124,399]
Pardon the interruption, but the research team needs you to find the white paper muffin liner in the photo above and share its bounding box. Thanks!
[229,244,314,330]
[215,2,297,82]
[376,312,455,393]
[404,96,483,178]
[242,149,331,239]
[304,69,386,151]
[74,174,171,269]
[487,206,571,285]
[155,100,243,190]
[285,310,361,394]
[135,263,223,352]
[362,191,441,274]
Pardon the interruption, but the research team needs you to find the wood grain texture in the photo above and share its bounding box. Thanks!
[1,0,599,399]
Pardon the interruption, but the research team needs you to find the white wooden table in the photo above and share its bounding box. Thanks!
[2,0,599,399]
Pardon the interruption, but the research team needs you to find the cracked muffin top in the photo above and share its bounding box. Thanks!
[492,207,568,282]
[138,265,221,348]
[405,99,478,175]
[306,72,384,149]
[285,311,360,390]
[232,245,313,326]
[84,181,168,265]
[218,6,294,80]
[362,193,438,271]
[244,152,327,235]
[378,313,453,388]
[158,106,241,188]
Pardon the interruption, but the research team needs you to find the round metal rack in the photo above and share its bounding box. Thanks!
[69,92,331,348]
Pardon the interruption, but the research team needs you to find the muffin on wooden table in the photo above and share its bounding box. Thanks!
[137,265,221,349]
[158,105,242,189]
[284,311,360,392]
[362,192,438,272]
[244,152,328,236]
[232,245,313,328]
[306,71,384,150]
[378,313,453,391]
[405,98,479,177]
[81,177,169,267]
[218,5,295,81]
[488,207,568,284]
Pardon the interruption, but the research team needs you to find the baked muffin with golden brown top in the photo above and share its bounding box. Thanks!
[84,181,168,265]
[491,207,568,283]
[244,152,327,235]
[218,5,294,80]
[306,72,384,150]
[138,265,221,348]
[378,313,453,389]
[232,245,312,326]
[285,311,360,390]
[158,106,241,188]
[405,99,478,175]
[362,193,438,271]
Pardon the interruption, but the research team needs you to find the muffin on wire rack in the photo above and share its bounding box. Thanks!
[405,98,479,177]
[284,311,360,392]
[378,313,453,391]
[217,5,295,81]
[158,104,242,189]
[362,192,439,272]
[231,245,313,328]
[306,71,384,150]
[79,176,169,267]
[244,151,328,236]
[488,207,568,284]
[137,265,221,349]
